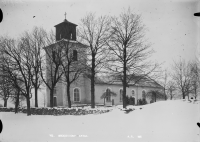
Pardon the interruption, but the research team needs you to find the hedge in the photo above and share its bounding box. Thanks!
[0,107,112,116]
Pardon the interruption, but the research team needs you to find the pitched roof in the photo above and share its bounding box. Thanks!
[95,74,163,89]
[43,39,88,50]
[54,19,77,27]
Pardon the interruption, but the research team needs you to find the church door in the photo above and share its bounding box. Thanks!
[132,97,135,105]
[53,97,57,107]
[112,99,114,106]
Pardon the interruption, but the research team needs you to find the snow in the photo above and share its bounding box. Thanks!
[0,100,199,142]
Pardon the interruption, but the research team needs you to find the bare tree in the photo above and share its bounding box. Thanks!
[106,9,157,108]
[21,27,46,107]
[172,60,193,99]
[167,80,176,100]
[1,51,24,113]
[0,48,12,107]
[189,61,200,99]
[78,13,111,108]
[146,90,166,103]
[1,37,33,115]
[159,69,170,100]
[0,74,13,107]
[163,70,168,100]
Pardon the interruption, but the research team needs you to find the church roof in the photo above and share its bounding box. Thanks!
[54,19,77,27]
[43,38,88,49]
[95,75,163,89]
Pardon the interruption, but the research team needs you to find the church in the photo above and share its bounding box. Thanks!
[44,18,163,107]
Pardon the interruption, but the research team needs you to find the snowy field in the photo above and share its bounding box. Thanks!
[0,100,199,142]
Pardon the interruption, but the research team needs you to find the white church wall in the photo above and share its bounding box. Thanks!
[55,82,64,106]
[68,74,88,105]
[94,84,163,105]
[30,87,47,107]
[83,77,91,103]
[62,82,67,107]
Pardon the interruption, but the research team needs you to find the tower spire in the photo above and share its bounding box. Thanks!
[64,12,67,20]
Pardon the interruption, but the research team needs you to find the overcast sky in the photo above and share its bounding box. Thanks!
[0,0,199,71]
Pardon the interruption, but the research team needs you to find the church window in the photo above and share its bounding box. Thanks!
[73,50,78,61]
[74,88,80,102]
[105,88,111,102]
[132,90,135,97]
[120,89,123,102]
[142,90,146,99]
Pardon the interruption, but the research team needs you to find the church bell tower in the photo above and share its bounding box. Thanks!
[54,13,77,41]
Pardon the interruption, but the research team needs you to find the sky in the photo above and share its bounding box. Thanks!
[0,0,200,71]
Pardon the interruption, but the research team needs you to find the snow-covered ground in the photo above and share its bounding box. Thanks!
[0,100,199,142]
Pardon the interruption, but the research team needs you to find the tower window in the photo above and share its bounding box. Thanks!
[73,50,77,61]
[70,33,73,39]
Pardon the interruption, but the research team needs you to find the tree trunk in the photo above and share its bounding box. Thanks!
[35,88,38,107]
[67,83,71,108]
[182,93,185,99]
[4,99,7,107]
[154,94,157,102]
[194,89,197,100]
[194,87,197,100]
[123,48,127,109]
[26,96,31,116]
[104,98,105,106]
[91,53,95,108]
[50,89,54,107]
[164,89,167,100]
[170,91,172,100]
[15,91,20,114]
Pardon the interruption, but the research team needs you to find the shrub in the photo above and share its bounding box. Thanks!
[0,107,112,116]
[137,98,147,105]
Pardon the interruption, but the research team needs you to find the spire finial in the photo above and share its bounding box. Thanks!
[64,12,67,20]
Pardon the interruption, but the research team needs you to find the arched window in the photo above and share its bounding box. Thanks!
[142,90,146,99]
[70,33,73,39]
[105,88,111,102]
[74,88,80,102]
[132,90,135,97]
[120,89,123,102]
[73,50,77,61]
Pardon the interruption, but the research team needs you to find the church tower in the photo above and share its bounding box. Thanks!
[54,14,77,41]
